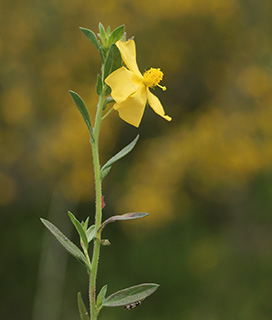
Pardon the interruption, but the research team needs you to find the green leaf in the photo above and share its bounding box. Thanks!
[101,135,139,171]
[103,283,159,307]
[69,90,94,142]
[97,285,108,310]
[109,25,125,45]
[83,217,89,231]
[40,218,88,266]
[104,84,111,96]
[77,292,90,320]
[96,74,103,96]
[79,27,100,50]
[86,224,96,243]
[103,44,122,80]
[99,212,148,232]
[103,44,113,80]
[98,22,107,46]
[110,44,122,73]
[100,166,111,180]
[68,211,88,250]
[106,26,111,36]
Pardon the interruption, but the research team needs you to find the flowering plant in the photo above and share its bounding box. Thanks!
[41,23,171,320]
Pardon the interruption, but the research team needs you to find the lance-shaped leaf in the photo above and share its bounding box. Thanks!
[77,292,90,320]
[68,211,88,250]
[97,285,108,310]
[96,74,103,96]
[98,22,107,47]
[103,44,122,80]
[101,135,139,172]
[69,90,94,142]
[79,27,100,50]
[86,224,96,243]
[109,25,125,46]
[40,218,88,266]
[100,166,111,180]
[103,283,159,307]
[99,212,148,233]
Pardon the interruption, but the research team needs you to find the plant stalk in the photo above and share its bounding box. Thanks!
[89,91,105,320]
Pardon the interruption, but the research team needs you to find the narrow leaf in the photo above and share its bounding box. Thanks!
[40,218,87,266]
[97,285,108,309]
[83,217,89,231]
[68,211,88,250]
[106,26,111,36]
[103,44,122,80]
[79,27,100,50]
[109,25,125,45]
[104,84,111,96]
[77,292,90,320]
[69,90,94,141]
[99,212,148,232]
[100,166,111,180]
[110,44,122,73]
[103,44,113,80]
[98,22,107,46]
[102,135,139,171]
[103,283,159,307]
[86,224,96,243]
[96,74,102,95]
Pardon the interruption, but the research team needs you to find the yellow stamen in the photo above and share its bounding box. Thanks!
[143,68,166,90]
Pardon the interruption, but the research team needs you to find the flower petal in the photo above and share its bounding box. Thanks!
[147,89,172,122]
[114,85,147,127]
[116,40,143,78]
[105,67,142,104]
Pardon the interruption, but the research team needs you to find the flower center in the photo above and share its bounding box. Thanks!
[143,68,166,90]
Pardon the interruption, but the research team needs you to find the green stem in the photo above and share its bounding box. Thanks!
[101,106,114,121]
[89,91,105,320]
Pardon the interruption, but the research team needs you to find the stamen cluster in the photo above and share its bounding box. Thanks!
[143,68,164,88]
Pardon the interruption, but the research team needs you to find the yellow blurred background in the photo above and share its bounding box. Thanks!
[1,0,272,319]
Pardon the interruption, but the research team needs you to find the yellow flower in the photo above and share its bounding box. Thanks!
[105,40,172,127]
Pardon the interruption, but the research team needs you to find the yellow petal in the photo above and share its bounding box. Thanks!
[105,67,142,104]
[114,85,147,127]
[116,40,143,78]
[147,89,172,122]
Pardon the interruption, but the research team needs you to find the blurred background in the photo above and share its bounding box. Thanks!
[1,0,272,319]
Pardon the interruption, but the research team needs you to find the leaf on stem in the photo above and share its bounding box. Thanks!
[101,135,139,172]
[68,211,89,250]
[99,212,148,233]
[77,292,90,320]
[79,27,100,50]
[40,218,88,267]
[69,90,94,142]
[109,25,125,46]
[100,166,111,180]
[97,285,108,310]
[98,22,107,46]
[103,283,160,307]
[96,74,103,96]
[82,217,89,231]
[103,43,122,80]
[86,224,96,243]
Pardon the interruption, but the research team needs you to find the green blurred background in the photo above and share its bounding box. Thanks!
[1,0,272,319]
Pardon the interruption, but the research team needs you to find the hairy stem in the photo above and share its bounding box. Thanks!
[89,91,105,320]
